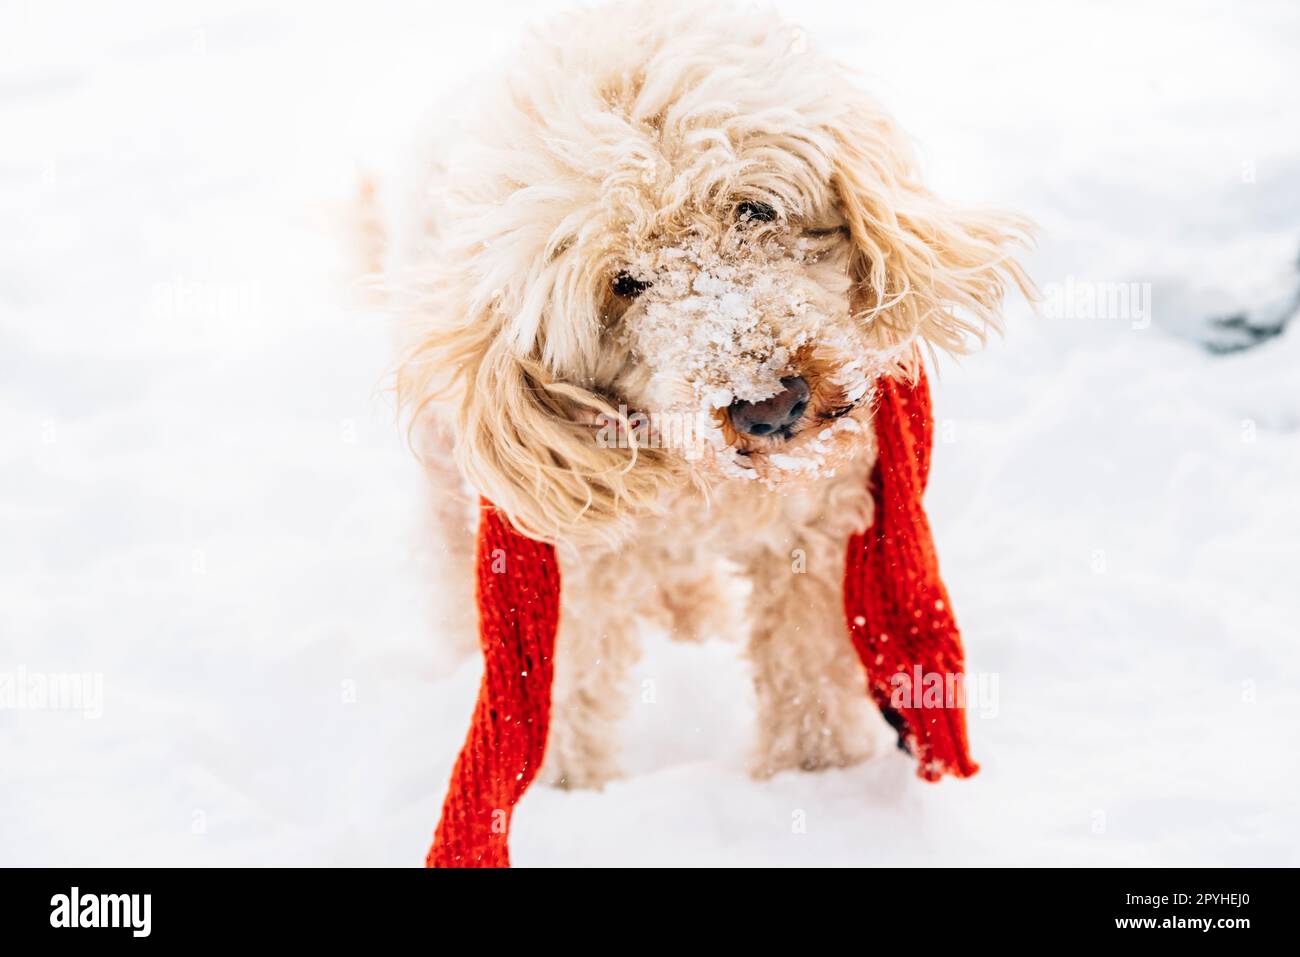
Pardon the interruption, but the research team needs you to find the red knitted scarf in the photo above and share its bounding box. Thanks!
[427,367,976,867]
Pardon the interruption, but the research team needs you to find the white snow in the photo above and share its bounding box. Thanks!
[2,0,1299,866]
[628,232,816,408]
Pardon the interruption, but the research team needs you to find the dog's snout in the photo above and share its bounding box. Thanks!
[728,376,810,437]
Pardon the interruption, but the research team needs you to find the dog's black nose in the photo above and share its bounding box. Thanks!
[728,376,810,437]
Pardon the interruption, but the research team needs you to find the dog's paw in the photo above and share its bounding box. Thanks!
[750,711,876,778]
[536,753,621,791]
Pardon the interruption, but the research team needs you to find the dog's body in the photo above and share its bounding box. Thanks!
[546,448,879,786]
[382,2,1030,788]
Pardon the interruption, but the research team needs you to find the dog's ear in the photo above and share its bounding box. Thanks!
[828,92,1035,370]
[399,308,671,545]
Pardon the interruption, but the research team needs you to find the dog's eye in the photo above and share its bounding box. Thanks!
[736,201,777,223]
[612,272,651,299]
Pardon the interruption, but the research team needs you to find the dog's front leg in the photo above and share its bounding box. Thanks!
[744,538,878,777]
[539,544,648,790]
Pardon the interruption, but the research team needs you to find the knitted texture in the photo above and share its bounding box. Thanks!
[426,499,560,867]
[843,368,978,780]
[428,369,974,866]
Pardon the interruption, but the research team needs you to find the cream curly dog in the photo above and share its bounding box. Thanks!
[381,1,1030,788]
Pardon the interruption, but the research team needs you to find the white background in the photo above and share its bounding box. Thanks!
[2,0,1298,865]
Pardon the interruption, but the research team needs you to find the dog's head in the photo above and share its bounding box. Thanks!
[396,1,1031,543]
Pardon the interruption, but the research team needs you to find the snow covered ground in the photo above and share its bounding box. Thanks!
[2,0,1298,866]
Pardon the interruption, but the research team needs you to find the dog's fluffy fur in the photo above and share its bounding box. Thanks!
[382,1,1031,783]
